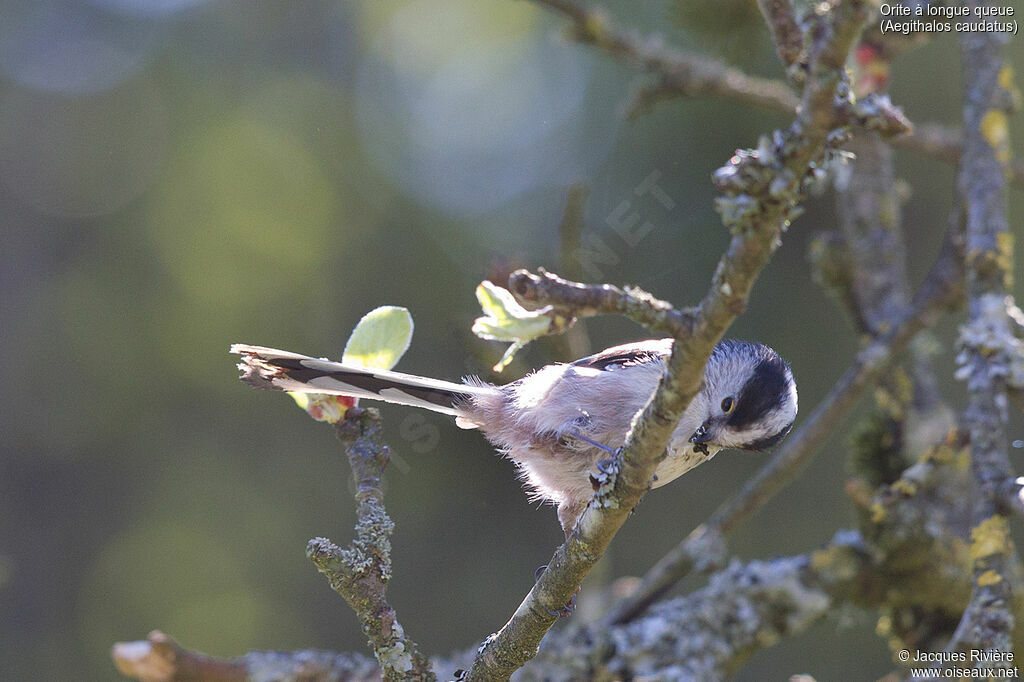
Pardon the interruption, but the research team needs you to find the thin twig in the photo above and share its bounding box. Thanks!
[111,630,380,682]
[531,0,1024,188]
[557,183,589,283]
[509,268,696,336]
[755,0,806,76]
[308,407,435,682]
[605,229,964,624]
[534,0,800,117]
[891,124,1024,190]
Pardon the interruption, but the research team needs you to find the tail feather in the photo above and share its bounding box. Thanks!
[231,344,498,419]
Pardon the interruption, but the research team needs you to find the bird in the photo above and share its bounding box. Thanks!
[231,338,797,535]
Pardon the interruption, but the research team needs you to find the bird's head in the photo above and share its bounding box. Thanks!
[689,340,798,453]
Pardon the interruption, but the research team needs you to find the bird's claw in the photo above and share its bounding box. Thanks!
[589,454,622,491]
[546,591,577,618]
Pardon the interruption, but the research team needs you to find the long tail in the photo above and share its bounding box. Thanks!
[231,344,499,420]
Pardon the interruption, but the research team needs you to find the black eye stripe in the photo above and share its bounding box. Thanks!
[728,356,791,429]
[746,422,794,451]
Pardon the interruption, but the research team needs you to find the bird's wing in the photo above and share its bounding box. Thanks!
[569,338,673,371]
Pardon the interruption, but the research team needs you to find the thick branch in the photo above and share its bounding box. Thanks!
[524,555,837,680]
[112,545,866,682]
[940,4,1017,661]
[466,3,872,678]
[309,408,434,682]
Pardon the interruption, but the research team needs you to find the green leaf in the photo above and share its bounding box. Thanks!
[472,281,552,371]
[342,306,414,370]
[285,306,413,423]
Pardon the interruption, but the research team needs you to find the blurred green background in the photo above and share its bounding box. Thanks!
[2,1,1023,679]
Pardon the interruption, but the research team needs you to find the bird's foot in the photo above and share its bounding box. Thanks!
[589,454,621,492]
[569,430,619,456]
[547,591,577,618]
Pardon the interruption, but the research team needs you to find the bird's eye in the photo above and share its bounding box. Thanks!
[721,396,735,413]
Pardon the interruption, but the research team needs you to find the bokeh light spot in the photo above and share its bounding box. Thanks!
[0,79,167,217]
[0,0,161,94]
[148,118,337,306]
[83,0,212,18]
[359,0,538,71]
[355,0,614,216]
[79,521,272,667]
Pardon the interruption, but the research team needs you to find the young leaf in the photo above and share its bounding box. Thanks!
[343,305,415,370]
[472,281,552,371]
[288,306,415,422]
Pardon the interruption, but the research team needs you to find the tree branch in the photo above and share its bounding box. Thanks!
[553,183,594,361]
[533,0,801,117]
[112,630,380,682]
[755,0,806,78]
[308,407,435,682]
[531,0,1024,188]
[113,511,971,682]
[110,544,867,682]
[116,426,1003,682]
[832,44,954,467]
[466,3,872,678]
[605,228,965,624]
[525,554,841,680]
[509,268,697,337]
[890,124,1024,191]
[937,3,1018,662]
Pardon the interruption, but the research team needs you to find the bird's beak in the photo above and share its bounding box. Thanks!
[689,420,716,445]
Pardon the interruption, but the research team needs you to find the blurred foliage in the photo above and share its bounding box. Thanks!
[1,1,1023,680]
[673,0,775,68]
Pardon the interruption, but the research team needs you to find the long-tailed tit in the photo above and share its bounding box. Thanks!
[232,338,797,534]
